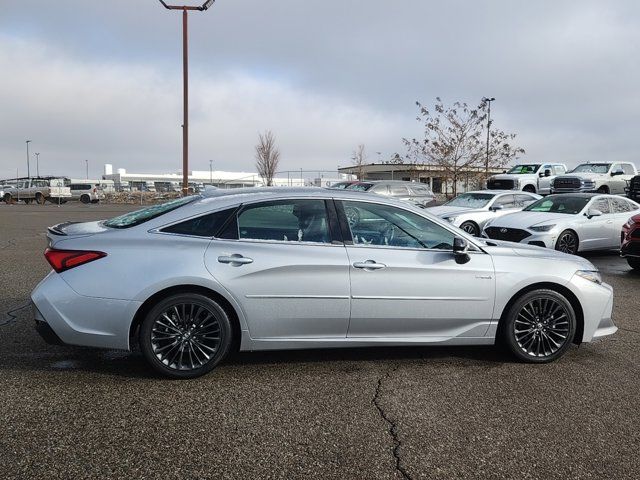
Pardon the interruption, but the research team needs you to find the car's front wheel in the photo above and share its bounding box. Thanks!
[627,257,640,271]
[139,293,233,379]
[501,289,576,363]
[460,221,480,236]
[555,230,578,254]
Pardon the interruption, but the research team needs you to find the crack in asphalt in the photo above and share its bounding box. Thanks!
[373,365,412,480]
[0,238,17,250]
[0,302,31,327]
[619,327,640,335]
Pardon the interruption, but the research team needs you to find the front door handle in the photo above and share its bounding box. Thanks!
[218,254,253,265]
[353,260,386,270]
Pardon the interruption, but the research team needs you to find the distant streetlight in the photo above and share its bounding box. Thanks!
[25,140,31,178]
[209,159,213,184]
[482,97,495,176]
[158,0,217,196]
[35,153,40,177]
[85,159,89,179]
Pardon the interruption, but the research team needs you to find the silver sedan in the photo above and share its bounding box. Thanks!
[32,188,616,378]
[427,190,541,236]
[482,194,640,254]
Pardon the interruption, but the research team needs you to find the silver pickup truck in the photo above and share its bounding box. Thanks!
[551,162,637,194]
[486,163,567,195]
[2,177,72,204]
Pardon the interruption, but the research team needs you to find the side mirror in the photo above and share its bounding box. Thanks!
[538,171,544,178]
[611,169,624,176]
[586,208,603,219]
[545,169,551,177]
[453,237,470,264]
[490,204,504,212]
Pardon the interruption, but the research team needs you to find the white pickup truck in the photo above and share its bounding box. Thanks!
[486,163,568,195]
[2,177,72,204]
[551,162,637,194]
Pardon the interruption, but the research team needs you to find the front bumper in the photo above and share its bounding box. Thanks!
[568,274,616,342]
[31,272,142,350]
[482,229,559,249]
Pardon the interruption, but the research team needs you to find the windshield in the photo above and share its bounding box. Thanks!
[523,196,590,215]
[346,183,373,191]
[103,196,198,228]
[444,193,494,208]
[570,163,611,174]
[507,164,541,174]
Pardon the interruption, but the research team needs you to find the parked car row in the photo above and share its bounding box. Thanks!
[487,162,638,196]
[1,177,105,204]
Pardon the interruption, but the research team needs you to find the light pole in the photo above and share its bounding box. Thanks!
[482,97,495,176]
[35,153,40,177]
[25,140,31,178]
[158,0,216,196]
[85,159,89,179]
[209,159,213,185]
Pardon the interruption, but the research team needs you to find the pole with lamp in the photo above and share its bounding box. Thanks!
[25,140,31,178]
[35,153,40,177]
[85,159,89,180]
[158,0,216,196]
[482,97,495,177]
[209,160,213,185]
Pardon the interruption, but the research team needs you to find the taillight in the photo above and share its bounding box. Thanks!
[44,248,106,273]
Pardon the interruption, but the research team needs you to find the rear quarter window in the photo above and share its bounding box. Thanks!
[104,196,198,228]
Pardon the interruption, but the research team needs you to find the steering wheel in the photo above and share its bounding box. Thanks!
[344,206,360,228]
[382,224,396,245]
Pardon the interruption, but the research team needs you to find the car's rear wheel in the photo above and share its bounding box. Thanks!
[3,193,11,203]
[501,289,576,363]
[460,221,480,236]
[80,194,91,204]
[523,185,536,194]
[35,192,45,204]
[627,257,640,270]
[139,293,232,379]
[555,230,578,254]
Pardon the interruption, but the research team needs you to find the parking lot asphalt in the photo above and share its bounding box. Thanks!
[1,202,639,479]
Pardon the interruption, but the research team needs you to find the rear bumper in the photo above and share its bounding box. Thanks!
[31,272,141,350]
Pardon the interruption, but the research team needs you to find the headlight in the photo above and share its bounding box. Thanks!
[444,216,457,223]
[529,224,556,232]
[575,270,602,284]
[625,218,637,228]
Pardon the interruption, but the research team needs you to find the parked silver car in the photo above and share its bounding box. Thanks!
[346,180,436,207]
[426,190,541,236]
[482,194,640,254]
[32,188,616,378]
[69,182,105,204]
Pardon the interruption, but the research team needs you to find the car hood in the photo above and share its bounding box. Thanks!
[558,172,601,180]
[480,239,596,269]
[487,211,572,228]
[427,206,483,217]
[490,173,537,180]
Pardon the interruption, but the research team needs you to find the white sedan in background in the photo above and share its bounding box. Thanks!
[427,190,541,236]
[482,194,640,254]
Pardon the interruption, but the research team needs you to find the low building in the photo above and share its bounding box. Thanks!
[337,163,505,194]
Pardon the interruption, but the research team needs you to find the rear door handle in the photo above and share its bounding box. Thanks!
[218,254,253,265]
[353,260,386,270]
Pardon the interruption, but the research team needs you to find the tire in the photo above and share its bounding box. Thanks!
[23,198,32,204]
[555,230,579,255]
[3,193,11,204]
[460,221,480,236]
[90,199,99,204]
[597,185,610,194]
[80,194,91,204]
[627,257,640,270]
[500,289,576,363]
[523,185,537,194]
[139,293,233,379]
[35,192,45,205]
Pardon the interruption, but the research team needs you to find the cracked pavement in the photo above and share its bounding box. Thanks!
[1,203,639,479]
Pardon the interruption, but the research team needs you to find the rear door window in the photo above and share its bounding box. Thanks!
[389,185,410,196]
[236,200,332,244]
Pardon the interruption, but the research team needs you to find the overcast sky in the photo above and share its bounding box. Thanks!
[1,0,639,179]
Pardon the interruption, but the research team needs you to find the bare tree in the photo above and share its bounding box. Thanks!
[404,98,524,196]
[351,144,367,180]
[255,130,280,186]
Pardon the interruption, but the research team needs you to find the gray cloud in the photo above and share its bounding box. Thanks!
[1,0,639,178]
